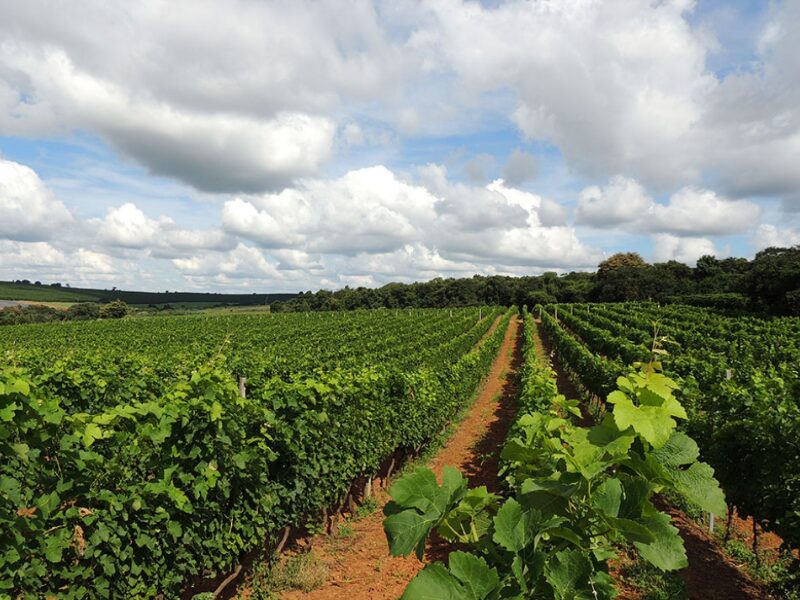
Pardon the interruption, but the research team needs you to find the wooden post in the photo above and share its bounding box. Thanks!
[364,476,372,499]
[708,512,715,534]
[753,519,760,567]
[479,308,482,321]
[238,376,247,398]
[554,306,558,321]
[725,369,733,380]
[385,456,396,484]
[538,306,542,319]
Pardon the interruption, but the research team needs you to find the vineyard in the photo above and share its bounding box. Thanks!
[2,303,799,599]
[537,302,800,555]
[0,307,513,597]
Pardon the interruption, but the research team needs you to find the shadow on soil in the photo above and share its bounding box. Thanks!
[426,317,525,563]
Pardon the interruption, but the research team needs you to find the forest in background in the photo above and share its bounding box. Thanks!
[271,246,800,316]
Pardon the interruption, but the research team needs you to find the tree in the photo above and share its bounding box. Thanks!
[66,303,100,320]
[99,300,129,319]
[597,252,648,274]
[745,246,800,314]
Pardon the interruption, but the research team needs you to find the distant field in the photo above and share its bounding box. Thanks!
[0,281,297,305]
[0,282,99,302]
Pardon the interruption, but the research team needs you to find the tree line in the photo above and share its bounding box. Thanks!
[271,246,800,315]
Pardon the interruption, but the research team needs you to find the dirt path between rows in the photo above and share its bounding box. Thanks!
[530,319,770,600]
[275,316,523,600]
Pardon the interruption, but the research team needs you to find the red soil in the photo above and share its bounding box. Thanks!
[265,316,523,599]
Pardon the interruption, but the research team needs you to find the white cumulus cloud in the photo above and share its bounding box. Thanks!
[0,159,73,241]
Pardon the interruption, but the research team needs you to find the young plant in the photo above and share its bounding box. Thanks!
[383,358,725,599]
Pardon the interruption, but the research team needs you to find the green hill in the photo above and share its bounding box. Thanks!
[0,281,296,306]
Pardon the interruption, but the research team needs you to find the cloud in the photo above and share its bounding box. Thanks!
[0,1,405,192]
[577,176,760,236]
[2,0,799,207]
[0,159,73,241]
[649,187,760,236]
[225,164,598,272]
[420,0,713,188]
[752,224,800,251]
[502,150,538,186]
[89,203,234,257]
[651,234,720,265]
[224,165,437,255]
[463,153,496,183]
[0,240,116,283]
[172,243,283,280]
[576,176,652,227]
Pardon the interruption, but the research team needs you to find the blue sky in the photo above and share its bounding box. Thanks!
[1,0,799,292]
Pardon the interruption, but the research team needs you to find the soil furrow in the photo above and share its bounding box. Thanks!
[266,316,523,599]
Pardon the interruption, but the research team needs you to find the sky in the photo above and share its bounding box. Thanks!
[1,0,799,293]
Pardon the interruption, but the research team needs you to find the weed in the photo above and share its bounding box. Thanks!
[243,549,329,599]
[355,496,379,519]
[620,559,688,600]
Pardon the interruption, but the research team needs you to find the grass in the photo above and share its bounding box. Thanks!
[720,536,800,599]
[620,559,688,600]
[0,282,98,302]
[237,549,329,599]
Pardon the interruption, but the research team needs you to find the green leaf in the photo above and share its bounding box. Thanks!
[547,527,584,548]
[607,517,656,544]
[653,432,699,467]
[492,498,538,553]
[82,422,104,448]
[448,552,500,599]
[612,400,675,449]
[544,549,592,600]
[384,509,437,558]
[44,544,63,564]
[592,478,622,518]
[0,401,18,422]
[8,378,30,395]
[167,521,183,541]
[670,462,727,516]
[210,401,223,421]
[401,563,465,600]
[634,511,687,571]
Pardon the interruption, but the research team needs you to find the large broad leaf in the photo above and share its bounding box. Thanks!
[634,511,687,571]
[438,486,498,543]
[448,552,500,600]
[587,414,635,457]
[385,466,468,559]
[653,432,726,516]
[591,478,622,518]
[401,564,466,600]
[653,432,699,467]
[670,461,727,516]
[607,517,655,544]
[389,468,448,514]
[384,509,439,558]
[544,549,593,600]
[492,498,540,553]
[610,392,676,449]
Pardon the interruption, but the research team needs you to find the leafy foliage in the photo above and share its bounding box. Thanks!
[383,309,726,599]
[1,307,513,597]
[541,301,800,552]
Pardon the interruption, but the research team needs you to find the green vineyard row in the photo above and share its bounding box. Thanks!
[539,302,800,552]
[1,307,512,598]
[382,308,725,599]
